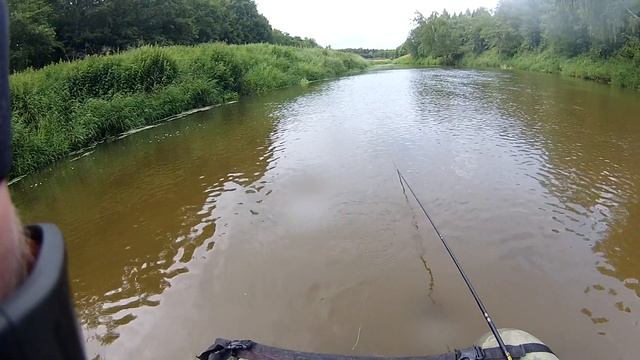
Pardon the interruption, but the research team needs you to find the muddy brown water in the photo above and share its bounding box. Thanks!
[10,69,640,359]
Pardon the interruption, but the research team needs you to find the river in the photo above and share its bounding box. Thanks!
[10,68,640,359]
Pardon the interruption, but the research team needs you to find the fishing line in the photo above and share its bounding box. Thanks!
[395,167,513,360]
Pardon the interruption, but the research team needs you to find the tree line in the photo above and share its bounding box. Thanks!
[7,0,319,72]
[404,0,640,65]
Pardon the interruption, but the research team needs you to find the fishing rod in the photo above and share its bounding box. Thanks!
[395,168,513,360]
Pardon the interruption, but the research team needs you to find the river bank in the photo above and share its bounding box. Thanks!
[395,51,640,90]
[8,43,367,178]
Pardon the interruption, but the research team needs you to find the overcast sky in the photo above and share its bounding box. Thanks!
[255,0,499,49]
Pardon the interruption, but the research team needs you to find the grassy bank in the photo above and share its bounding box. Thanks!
[395,51,640,90]
[9,43,368,178]
[393,55,445,67]
[461,51,640,89]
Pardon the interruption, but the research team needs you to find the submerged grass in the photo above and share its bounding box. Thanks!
[9,43,368,178]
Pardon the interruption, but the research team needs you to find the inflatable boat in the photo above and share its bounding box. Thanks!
[199,329,559,360]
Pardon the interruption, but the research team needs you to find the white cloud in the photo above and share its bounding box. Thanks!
[255,0,499,49]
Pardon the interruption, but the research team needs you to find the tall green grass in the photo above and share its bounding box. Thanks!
[394,55,445,67]
[9,43,368,178]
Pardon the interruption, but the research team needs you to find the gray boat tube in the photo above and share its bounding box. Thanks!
[476,329,559,360]
[0,224,85,360]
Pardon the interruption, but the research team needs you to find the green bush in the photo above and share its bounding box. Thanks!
[65,57,125,99]
[9,44,368,178]
[130,48,179,92]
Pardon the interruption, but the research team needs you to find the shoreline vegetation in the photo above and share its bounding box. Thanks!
[398,0,640,90]
[393,51,640,89]
[9,44,367,178]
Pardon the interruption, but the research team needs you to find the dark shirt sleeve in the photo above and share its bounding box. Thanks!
[0,0,11,181]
